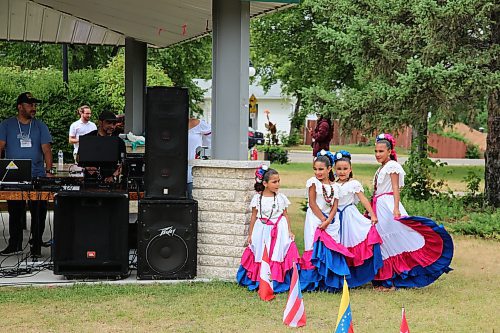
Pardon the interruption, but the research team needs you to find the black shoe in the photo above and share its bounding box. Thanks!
[0,245,23,256]
[29,239,52,248]
[30,247,42,258]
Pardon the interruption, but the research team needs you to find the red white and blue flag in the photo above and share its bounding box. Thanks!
[283,263,306,327]
[258,244,275,301]
[400,307,410,333]
[334,278,354,333]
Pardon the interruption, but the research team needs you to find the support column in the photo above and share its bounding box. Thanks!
[125,38,147,135]
[212,0,250,160]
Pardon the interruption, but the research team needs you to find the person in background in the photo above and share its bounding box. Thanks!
[69,105,97,162]
[0,92,53,257]
[187,117,211,199]
[308,114,333,157]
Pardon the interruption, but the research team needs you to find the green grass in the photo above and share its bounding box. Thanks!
[289,144,409,156]
[273,163,484,192]
[0,235,498,332]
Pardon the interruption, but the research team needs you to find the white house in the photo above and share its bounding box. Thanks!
[194,79,299,136]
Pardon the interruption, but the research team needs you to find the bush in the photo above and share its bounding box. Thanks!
[402,145,447,200]
[278,129,301,147]
[465,143,481,159]
[257,145,289,164]
[451,211,500,240]
[0,61,172,161]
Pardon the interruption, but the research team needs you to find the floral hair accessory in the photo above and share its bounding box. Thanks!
[255,164,269,183]
[375,133,398,161]
[316,149,335,166]
[333,150,351,163]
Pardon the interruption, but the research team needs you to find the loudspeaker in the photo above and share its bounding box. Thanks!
[53,192,129,278]
[137,199,197,280]
[145,86,189,199]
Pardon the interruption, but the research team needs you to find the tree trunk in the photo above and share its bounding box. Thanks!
[485,88,500,207]
[411,110,429,158]
[485,8,499,207]
[289,92,302,136]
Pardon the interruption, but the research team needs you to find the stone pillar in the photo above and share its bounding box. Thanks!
[191,159,268,279]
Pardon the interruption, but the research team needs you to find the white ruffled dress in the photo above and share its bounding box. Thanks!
[372,160,454,288]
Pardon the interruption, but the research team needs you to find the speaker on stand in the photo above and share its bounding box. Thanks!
[144,86,189,199]
[137,199,197,279]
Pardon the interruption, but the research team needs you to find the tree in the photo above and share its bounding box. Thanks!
[308,0,499,206]
[0,41,118,70]
[251,1,353,137]
[148,36,212,115]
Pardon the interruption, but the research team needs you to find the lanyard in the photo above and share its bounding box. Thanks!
[17,119,32,139]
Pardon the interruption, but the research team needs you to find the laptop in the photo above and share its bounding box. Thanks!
[0,159,32,184]
[78,136,121,166]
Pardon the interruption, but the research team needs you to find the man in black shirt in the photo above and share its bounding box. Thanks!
[79,111,126,183]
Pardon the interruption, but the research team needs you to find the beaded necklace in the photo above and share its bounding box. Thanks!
[321,182,335,206]
[259,192,278,222]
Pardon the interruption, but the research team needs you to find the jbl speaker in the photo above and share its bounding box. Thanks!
[53,192,129,278]
[145,86,189,198]
[137,199,197,279]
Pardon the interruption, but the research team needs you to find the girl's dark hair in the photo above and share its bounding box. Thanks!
[376,139,396,160]
[334,157,354,180]
[254,168,279,192]
[314,156,335,182]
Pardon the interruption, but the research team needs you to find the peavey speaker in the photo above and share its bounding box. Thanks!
[137,199,197,279]
[53,192,129,278]
[145,86,188,199]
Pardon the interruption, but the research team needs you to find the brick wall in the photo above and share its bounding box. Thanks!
[191,159,268,280]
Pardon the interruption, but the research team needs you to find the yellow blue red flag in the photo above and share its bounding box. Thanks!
[334,278,354,333]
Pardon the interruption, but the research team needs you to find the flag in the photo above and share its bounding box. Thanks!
[258,244,275,301]
[400,307,410,333]
[334,278,354,333]
[283,263,306,327]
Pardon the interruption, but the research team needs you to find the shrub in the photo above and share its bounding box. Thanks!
[451,211,500,240]
[278,129,301,147]
[465,143,481,159]
[257,145,289,164]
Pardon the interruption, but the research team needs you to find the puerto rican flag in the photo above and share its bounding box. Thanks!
[400,307,410,333]
[258,244,275,301]
[283,263,306,327]
[335,278,354,333]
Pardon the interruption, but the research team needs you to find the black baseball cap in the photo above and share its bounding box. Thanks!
[16,92,42,105]
[98,111,117,122]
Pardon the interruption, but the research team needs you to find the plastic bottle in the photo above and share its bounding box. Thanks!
[58,150,64,170]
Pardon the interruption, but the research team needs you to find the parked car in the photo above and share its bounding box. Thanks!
[248,127,264,148]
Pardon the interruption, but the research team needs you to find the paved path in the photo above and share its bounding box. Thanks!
[288,151,485,166]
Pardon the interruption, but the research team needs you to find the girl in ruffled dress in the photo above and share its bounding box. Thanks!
[371,133,454,289]
[237,165,300,293]
[332,150,383,287]
[300,151,354,292]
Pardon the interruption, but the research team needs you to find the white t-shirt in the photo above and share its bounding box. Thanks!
[69,119,97,154]
[187,120,211,183]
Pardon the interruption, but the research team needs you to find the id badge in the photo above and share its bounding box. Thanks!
[20,138,32,148]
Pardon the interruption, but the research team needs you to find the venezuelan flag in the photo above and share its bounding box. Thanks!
[334,278,354,333]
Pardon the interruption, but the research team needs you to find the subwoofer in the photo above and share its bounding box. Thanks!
[53,192,129,278]
[145,86,189,198]
[137,199,197,279]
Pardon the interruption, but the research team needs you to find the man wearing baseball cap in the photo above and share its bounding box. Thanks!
[0,92,53,257]
[78,110,125,183]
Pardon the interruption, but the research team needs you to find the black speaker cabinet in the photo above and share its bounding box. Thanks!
[137,199,197,280]
[53,192,129,278]
[145,86,189,199]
